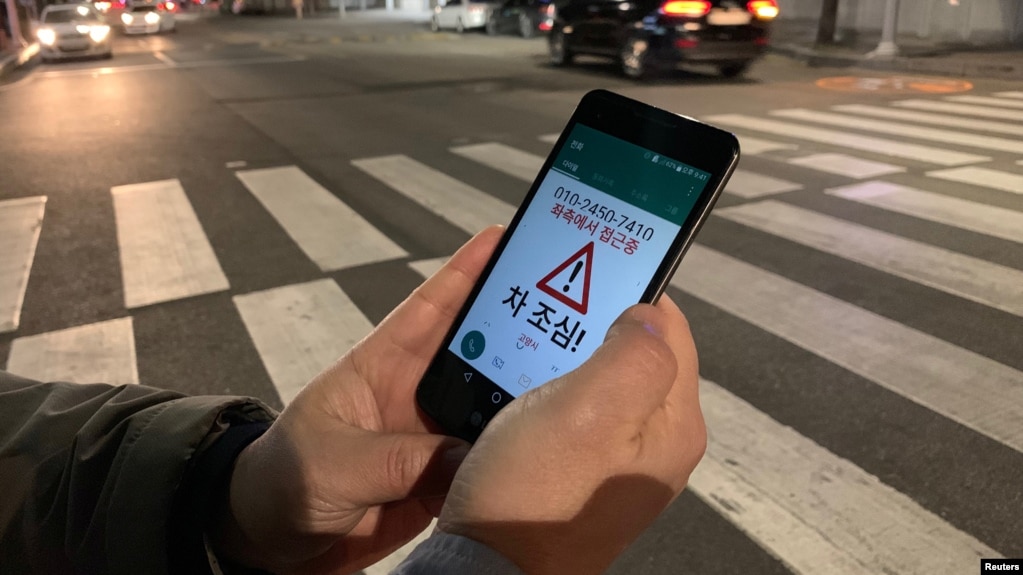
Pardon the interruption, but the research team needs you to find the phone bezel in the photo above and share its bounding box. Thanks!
[416,89,740,442]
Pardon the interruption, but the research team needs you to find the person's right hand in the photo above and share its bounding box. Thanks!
[437,298,706,575]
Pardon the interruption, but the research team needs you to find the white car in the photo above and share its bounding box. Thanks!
[36,4,112,62]
[431,0,496,33]
[121,3,175,34]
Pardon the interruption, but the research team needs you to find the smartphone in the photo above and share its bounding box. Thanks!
[416,89,739,442]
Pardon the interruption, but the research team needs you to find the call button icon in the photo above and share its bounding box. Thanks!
[461,330,486,360]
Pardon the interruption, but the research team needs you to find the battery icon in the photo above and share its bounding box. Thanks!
[651,155,660,163]
[676,166,683,172]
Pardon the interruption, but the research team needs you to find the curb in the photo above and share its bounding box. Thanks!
[770,42,1023,81]
[0,43,39,82]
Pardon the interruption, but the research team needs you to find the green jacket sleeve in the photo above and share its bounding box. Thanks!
[0,370,277,575]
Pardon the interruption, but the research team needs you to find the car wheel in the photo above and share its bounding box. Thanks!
[431,16,440,32]
[549,28,573,66]
[519,14,533,38]
[719,63,749,78]
[485,16,497,35]
[620,37,652,80]
[455,17,464,33]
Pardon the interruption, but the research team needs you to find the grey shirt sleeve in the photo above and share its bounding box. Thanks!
[391,532,525,575]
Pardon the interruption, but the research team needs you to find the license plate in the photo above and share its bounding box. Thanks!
[707,8,751,26]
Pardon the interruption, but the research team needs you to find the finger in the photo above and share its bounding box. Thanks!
[344,431,472,506]
[542,303,680,428]
[374,226,503,363]
[349,227,503,421]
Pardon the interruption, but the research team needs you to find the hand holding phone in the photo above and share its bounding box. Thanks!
[417,89,739,442]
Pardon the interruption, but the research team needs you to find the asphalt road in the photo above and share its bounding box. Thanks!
[2,10,1022,574]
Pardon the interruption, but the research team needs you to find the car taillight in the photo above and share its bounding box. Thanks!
[660,0,710,17]
[747,0,778,20]
[674,38,698,48]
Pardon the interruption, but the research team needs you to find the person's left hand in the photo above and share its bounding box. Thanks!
[210,227,505,575]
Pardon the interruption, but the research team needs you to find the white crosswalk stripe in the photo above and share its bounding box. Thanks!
[946,94,1023,110]
[832,104,1023,136]
[0,196,46,334]
[671,244,1023,454]
[787,152,904,178]
[704,114,990,166]
[236,166,408,271]
[927,166,1023,195]
[233,279,374,406]
[450,142,544,182]
[716,200,1023,317]
[827,181,1023,245]
[724,169,802,198]
[735,134,799,155]
[6,317,138,385]
[993,91,1023,99]
[692,379,1000,575]
[352,154,515,235]
[112,179,230,309]
[771,108,1023,155]
[891,99,1023,122]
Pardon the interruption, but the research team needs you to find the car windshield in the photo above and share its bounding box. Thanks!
[43,7,95,22]
[131,5,158,11]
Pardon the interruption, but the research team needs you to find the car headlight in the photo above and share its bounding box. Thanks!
[144,11,160,23]
[121,12,132,23]
[95,1,112,11]
[37,28,56,46]
[90,25,111,41]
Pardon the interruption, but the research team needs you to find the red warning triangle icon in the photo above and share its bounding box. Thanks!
[536,242,593,315]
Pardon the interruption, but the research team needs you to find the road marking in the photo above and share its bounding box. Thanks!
[6,317,138,385]
[927,167,1023,196]
[735,134,798,155]
[0,197,46,334]
[671,245,1023,453]
[352,155,515,235]
[891,99,1023,122]
[704,114,988,166]
[451,142,544,182]
[828,181,1023,245]
[538,133,559,144]
[236,166,407,271]
[225,160,248,169]
[408,257,448,279]
[946,94,1023,109]
[153,51,177,67]
[32,55,307,78]
[832,104,1023,136]
[692,378,1001,575]
[992,91,1023,99]
[112,179,229,309]
[787,153,905,179]
[717,200,1023,317]
[724,169,802,198]
[233,279,373,405]
[771,108,1023,155]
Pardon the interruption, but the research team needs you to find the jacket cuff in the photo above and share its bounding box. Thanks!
[171,421,273,575]
[391,532,525,575]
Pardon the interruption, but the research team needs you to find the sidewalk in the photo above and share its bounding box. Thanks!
[0,41,38,82]
[769,18,1023,80]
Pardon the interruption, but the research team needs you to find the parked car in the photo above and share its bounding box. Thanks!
[485,0,554,37]
[120,2,175,34]
[431,0,496,33]
[36,4,113,62]
[549,0,778,79]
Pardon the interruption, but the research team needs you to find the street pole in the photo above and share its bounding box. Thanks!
[868,0,900,58]
[4,0,24,48]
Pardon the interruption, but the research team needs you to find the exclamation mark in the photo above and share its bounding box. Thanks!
[563,261,583,293]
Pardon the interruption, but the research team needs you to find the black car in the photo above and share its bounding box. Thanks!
[549,0,777,79]
[486,0,555,37]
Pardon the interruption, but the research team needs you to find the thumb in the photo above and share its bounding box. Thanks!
[346,431,471,506]
[543,304,679,426]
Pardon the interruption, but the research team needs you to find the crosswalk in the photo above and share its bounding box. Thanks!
[2,90,1021,573]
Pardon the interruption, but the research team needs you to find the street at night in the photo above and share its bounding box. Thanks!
[1,3,1022,574]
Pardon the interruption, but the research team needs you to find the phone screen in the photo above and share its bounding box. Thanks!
[447,123,712,399]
